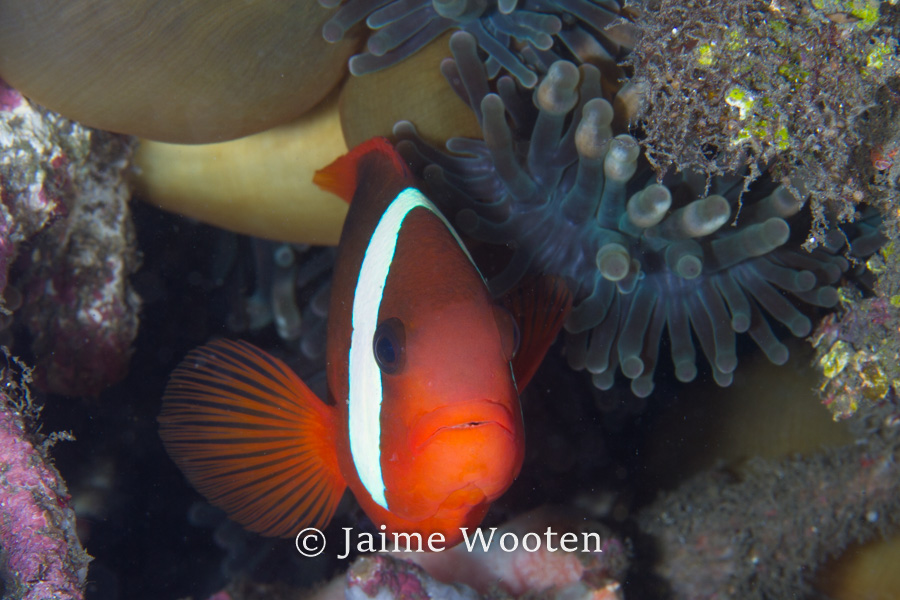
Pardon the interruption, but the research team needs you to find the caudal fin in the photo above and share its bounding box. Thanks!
[158,339,345,538]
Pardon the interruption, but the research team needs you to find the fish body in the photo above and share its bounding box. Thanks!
[159,138,570,546]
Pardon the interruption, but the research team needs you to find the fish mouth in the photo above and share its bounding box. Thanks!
[410,401,516,452]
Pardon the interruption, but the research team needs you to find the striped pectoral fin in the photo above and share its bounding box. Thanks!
[158,339,345,538]
[501,274,573,390]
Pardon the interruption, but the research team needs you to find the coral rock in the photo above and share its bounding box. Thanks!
[0,83,141,395]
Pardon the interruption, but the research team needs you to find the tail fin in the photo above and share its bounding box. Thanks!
[158,339,345,538]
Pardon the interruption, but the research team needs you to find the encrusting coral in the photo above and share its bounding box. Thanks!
[625,0,900,240]
[812,241,900,420]
[398,31,879,396]
[0,0,360,143]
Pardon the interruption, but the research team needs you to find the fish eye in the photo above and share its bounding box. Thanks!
[373,317,406,374]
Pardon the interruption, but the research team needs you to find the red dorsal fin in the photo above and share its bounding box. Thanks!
[501,275,573,390]
[158,339,345,538]
[314,137,411,203]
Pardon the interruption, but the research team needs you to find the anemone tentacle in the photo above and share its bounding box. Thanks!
[397,31,879,397]
[320,0,631,86]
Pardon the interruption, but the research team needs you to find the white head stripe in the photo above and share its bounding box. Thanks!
[347,187,477,510]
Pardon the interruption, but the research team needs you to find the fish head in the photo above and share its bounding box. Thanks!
[376,285,524,523]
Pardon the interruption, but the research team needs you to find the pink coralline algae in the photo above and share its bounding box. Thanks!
[0,79,140,396]
[204,507,627,600]
[0,361,90,599]
[348,555,457,600]
[345,549,624,600]
[405,507,627,599]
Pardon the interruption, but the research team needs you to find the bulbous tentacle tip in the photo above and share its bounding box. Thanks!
[433,0,487,21]
[592,370,616,391]
[676,255,703,280]
[392,120,417,137]
[575,99,615,160]
[793,270,817,292]
[366,32,395,57]
[604,135,640,182]
[675,362,698,383]
[664,241,704,280]
[791,281,837,309]
[627,184,671,229]
[596,243,631,282]
[648,195,730,241]
[711,217,790,270]
[631,376,654,398]
[684,195,732,237]
[769,345,790,366]
[497,0,518,14]
[613,80,647,124]
[348,54,369,76]
[449,29,479,55]
[761,217,791,248]
[770,184,806,218]
[789,315,812,338]
[322,19,347,43]
[621,355,644,379]
[536,61,581,115]
[712,368,733,387]
[421,163,444,182]
[731,314,751,333]
[614,261,643,294]
[319,0,342,9]
[716,353,738,375]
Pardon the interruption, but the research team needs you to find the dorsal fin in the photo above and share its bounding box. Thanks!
[314,137,411,204]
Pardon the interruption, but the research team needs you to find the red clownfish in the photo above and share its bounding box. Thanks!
[158,138,571,547]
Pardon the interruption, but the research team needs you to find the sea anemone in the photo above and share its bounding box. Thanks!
[0,1,360,143]
[320,0,632,87]
[132,96,350,244]
[398,31,881,397]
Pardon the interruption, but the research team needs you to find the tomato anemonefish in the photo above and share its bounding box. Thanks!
[158,138,571,547]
